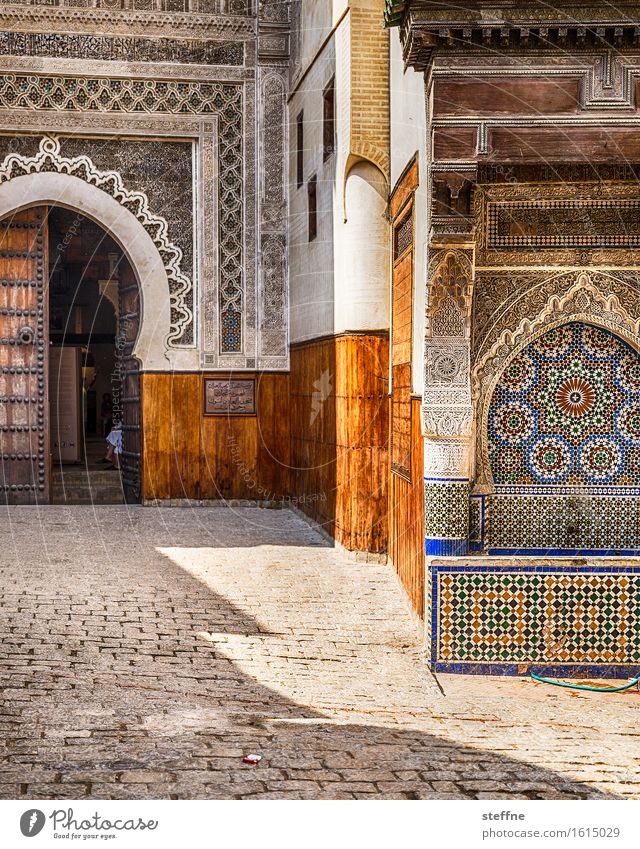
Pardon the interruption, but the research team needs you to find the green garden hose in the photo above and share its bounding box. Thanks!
[531,671,640,692]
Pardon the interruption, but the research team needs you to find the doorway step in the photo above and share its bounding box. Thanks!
[52,468,124,505]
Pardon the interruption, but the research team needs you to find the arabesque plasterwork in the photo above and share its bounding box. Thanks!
[0,0,289,371]
[0,134,193,346]
[475,179,640,269]
[423,248,474,439]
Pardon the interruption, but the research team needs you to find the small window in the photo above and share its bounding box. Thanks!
[296,111,304,189]
[394,210,413,260]
[308,175,317,242]
[323,79,335,161]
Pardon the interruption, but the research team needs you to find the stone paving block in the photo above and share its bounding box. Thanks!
[0,505,637,800]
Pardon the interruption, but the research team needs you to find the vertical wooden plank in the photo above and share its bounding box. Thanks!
[290,334,388,553]
[388,159,425,616]
[168,373,200,499]
[141,373,171,501]
[256,373,290,500]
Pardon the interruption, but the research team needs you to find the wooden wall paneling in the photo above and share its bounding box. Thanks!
[433,77,581,117]
[388,159,425,616]
[487,127,640,163]
[143,372,288,503]
[362,336,390,552]
[169,373,201,499]
[200,381,258,500]
[256,373,290,500]
[289,334,388,552]
[290,337,337,536]
[142,373,171,501]
[141,340,387,549]
[433,127,477,160]
[344,335,389,553]
[390,399,424,617]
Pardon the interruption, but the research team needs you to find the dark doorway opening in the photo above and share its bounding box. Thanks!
[47,207,141,504]
[47,207,139,504]
[0,206,141,504]
[0,205,141,506]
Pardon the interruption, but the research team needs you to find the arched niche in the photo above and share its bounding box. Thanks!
[335,160,389,333]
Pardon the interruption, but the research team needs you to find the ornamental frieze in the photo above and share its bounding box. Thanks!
[475,179,640,268]
[473,269,640,366]
[0,0,251,12]
[0,32,244,66]
[0,5,255,40]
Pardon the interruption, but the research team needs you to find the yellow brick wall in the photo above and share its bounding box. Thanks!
[349,0,390,179]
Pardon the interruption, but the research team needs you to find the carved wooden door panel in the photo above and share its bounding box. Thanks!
[0,207,48,504]
[118,264,141,504]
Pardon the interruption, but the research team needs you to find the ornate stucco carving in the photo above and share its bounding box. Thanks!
[257,67,287,361]
[0,6,255,40]
[427,248,473,338]
[475,178,640,268]
[423,247,475,439]
[0,32,245,66]
[0,1,289,371]
[473,269,640,370]
[0,134,192,346]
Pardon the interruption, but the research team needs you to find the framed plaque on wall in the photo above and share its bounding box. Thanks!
[203,377,256,416]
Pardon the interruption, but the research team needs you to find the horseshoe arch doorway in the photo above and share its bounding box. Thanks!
[0,205,141,504]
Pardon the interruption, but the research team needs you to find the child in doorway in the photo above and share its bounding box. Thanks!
[104,420,123,470]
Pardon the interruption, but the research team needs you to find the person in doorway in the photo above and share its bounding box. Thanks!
[103,420,122,470]
[100,392,113,437]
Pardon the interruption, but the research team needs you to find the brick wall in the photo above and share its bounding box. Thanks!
[350,1,390,178]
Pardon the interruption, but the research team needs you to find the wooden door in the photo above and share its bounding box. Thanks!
[0,207,48,504]
[118,264,141,503]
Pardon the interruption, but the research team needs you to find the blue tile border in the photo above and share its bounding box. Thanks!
[488,548,640,556]
[430,562,640,574]
[432,661,640,678]
[426,539,469,556]
[424,476,469,482]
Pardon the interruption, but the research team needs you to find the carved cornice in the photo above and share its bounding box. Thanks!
[474,178,640,268]
[0,31,246,68]
[400,2,640,71]
[0,5,256,40]
[0,54,254,82]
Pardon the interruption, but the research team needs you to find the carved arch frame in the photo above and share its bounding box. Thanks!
[472,272,640,490]
[0,169,180,370]
[0,134,191,348]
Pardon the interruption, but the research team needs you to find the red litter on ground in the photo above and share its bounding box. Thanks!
[242,754,262,765]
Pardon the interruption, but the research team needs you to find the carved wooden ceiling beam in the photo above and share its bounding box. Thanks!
[397,2,640,71]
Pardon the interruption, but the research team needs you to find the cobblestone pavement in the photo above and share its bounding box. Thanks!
[0,504,638,800]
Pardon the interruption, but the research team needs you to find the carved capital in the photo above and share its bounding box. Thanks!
[422,405,473,439]
[424,437,471,478]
